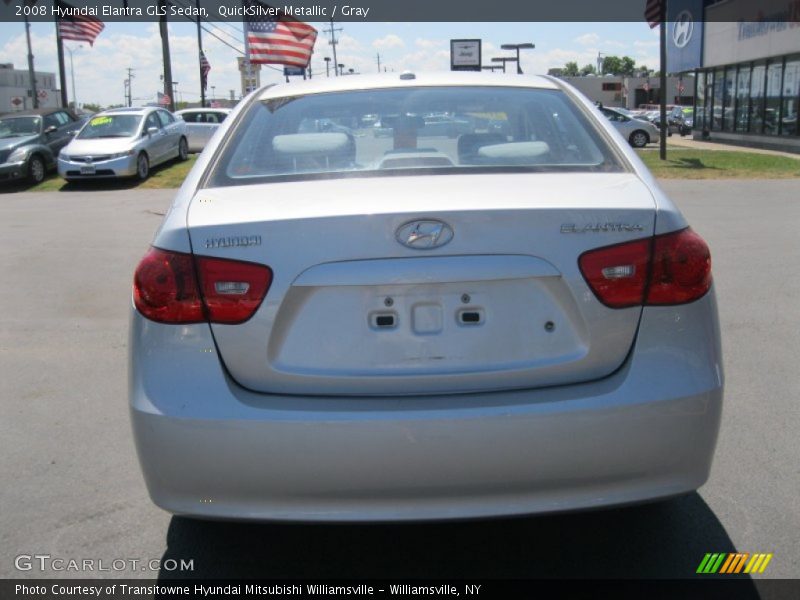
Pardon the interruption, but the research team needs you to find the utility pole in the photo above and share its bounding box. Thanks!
[323,19,342,76]
[376,52,381,73]
[125,67,134,106]
[195,0,206,107]
[66,46,81,110]
[24,15,38,109]
[55,23,68,108]
[659,1,667,160]
[159,0,175,112]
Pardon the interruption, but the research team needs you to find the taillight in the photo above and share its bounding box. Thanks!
[646,228,712,305]
[133,248,204,323]
[133,247,272,324]
[195,255,272,324]
[579,228,711,308]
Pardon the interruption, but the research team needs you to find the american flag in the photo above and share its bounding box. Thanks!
[644,0,662,29]
[57,0,104,46]
[244,0,317,68]
[200,51,211,90]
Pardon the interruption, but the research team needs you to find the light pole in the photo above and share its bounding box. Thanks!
[491,57,517,74]
[211,85,215,102]
[501,43,534,75]
[337,63,344,76]
[65,45,82,109]
[324,57,331,77]
[172,82,179,105]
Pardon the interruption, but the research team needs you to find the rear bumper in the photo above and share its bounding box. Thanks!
[129,291,723,521]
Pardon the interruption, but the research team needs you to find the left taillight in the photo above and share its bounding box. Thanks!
[133,247,272,324]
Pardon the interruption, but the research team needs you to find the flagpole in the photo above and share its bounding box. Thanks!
[55,19,69,108]
[659,0,667,160]
[242,0,253,97]
[196,0,206,107]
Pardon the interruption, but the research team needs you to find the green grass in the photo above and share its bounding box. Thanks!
[21,155,199,193]
[636,148,800,179]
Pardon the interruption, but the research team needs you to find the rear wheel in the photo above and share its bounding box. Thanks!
[178,137,189,161]
[136,153,150,181]
[27,154,46,184]
[629,131,649,148]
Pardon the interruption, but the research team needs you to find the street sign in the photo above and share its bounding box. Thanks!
[10,96,23,108]
[450,39,481,71]
[38,89,48,100]
[283,66,306,77]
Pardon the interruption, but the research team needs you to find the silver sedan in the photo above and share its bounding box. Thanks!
[600,106,661,148]
[58,107,188,181]
[130,72,722,522]
[175,108,232,153]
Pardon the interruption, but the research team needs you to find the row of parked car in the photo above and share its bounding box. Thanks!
[0,105,230,186]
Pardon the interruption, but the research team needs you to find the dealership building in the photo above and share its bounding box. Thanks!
[674,0,800,152]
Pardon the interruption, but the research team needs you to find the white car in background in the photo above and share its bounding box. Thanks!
[175,108,232,153]
[130,72,722,522]
[600,106,661,148]
[58,107,188,181]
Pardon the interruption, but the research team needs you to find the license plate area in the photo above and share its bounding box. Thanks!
[80,164,96,175]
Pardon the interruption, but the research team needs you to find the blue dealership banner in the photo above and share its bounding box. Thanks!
[666,0,704,74]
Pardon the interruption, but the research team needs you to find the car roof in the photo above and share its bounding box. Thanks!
[101,107,154,114]
[1,107,76,118]
[256,71,560,101]
[176,108,231,113]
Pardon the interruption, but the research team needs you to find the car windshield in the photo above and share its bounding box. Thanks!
[208,86,622,187]
[0,116,42,138]
[77,114,142,139]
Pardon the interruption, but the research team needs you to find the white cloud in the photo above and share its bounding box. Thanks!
[574,33,600,46]
[372,34,405,50]
[414,38,445,49]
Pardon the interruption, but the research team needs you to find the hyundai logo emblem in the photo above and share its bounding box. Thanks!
[395,219,454,250]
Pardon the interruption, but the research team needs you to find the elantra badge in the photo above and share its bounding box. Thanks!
[396,219,454,250]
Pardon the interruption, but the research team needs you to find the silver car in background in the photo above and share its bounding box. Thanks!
[175,108,232,153]
[58,107,188,181]
[600,106,661,148]
[130,72,722,522]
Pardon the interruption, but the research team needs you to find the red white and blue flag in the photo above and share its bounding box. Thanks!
[200,51,211,90]
[244,0,317,68]
[644,0,662,29]
[57,0,104,46]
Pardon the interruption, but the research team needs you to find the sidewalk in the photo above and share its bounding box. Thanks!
[663,135,800,160]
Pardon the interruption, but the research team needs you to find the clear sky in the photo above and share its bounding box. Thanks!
[0,21,659,107]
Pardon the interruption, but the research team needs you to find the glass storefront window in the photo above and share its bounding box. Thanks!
[765,60,783,134]
[723,67,736,131]
[695,71,706,131]
[735,64,751,132]
[712,69,724,130]
[749,62,766,133]
[780,57,799,136]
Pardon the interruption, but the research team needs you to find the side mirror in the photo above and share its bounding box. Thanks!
[147,126,159,136]
[44,125,58,134]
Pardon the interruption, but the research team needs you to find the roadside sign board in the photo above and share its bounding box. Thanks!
[450,39,481,71]
[284,66,306,77]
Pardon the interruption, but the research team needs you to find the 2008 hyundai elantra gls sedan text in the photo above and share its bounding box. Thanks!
[129,72,723,521]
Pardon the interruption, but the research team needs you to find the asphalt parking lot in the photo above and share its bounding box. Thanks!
[1,180,798,583]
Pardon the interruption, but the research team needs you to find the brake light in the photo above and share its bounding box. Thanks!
[133,247,272,324]
[133,248,204,323]
[646,228,712,305]
[579,228,711,308]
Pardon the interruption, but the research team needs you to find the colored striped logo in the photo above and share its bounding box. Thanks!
[696,553,773,574]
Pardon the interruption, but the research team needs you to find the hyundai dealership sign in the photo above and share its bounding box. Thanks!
[666,0,703,74]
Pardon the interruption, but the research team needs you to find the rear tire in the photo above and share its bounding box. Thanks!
[27,154,46,184]
[178,137,189,161]
[629,131,649,148]
[136,152,150,181]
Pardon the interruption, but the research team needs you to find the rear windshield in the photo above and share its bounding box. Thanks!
[77,114,142,139]
[207,86,623,187]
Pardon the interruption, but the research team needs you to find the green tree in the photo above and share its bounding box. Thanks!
[82,103,103,113]
[620,56,636,76]
[580,63,597,76]
[601,55,622,75]
[563,61,580,76]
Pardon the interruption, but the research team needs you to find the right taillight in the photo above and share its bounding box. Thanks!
[579,228,711,308]
[133,247,272,324]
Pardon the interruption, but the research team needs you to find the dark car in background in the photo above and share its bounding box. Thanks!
[0,108,81,185]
